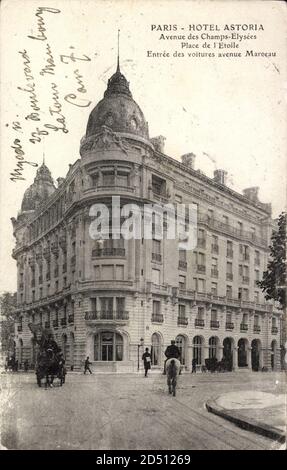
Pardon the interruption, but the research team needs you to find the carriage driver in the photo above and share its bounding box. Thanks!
[163,340,181,375]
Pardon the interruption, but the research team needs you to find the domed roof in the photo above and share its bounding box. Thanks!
[21,162,56,212]
[86,64,149,139]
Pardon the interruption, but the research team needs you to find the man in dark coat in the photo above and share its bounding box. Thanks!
[84,356,92,374]
[163,340,181,375]
[142,347,152,377]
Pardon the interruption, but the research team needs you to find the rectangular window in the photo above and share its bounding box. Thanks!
[103,170,115,186]
[178,304,186,317]
[116,297,125,312]
[211,309,217,321]
[152,175,166,196]
[254,291,259,302]
[226,312,232,323]
[211,257,218,268]
[179,249,186,261]
[243,288,249,300]
[153,300,160,315]
[227,262,232,274]
[91,173,99,187]
[179,275,186,289]
[238,288,242,300]
[197,307,204,320]
[175,194,182,203]
[255,250,260,265]
[117,171,129,187]
[211,282,217,295]
[222,215,229,226]
[115,265,124,280]
[226,285,232,299]
[102,265,114,279]
[243,313,248,324]
[95,266,100,279]
[198,279,205,293]
[100,297,113,312]
[239,264,243,276]
[254,315,259,326]
[152,269,160,285]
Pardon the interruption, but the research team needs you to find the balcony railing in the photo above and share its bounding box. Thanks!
[195,318,205,327]
[53,320,59,328]
[92,248,126,258]
[271,326,278,334]
[152,253,162,262]
[60,318,67,326]
[178,260,187,270]
[240,323,248,331]
[225,322,234,330]
[177,317,188,326]
[253,325,261,333]
[151,313,164,323]
[211,268,218,278]
[226,273,233,281]
[17,325,23,332]
[227,250,233,258]
[68,314,74,324]
[211,244,219,254]
[197,265,206,274]
[210,320,219,329]
[85,311,129,321]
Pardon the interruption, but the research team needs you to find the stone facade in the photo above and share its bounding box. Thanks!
[11,62,282,372]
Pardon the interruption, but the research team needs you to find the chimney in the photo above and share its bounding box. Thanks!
[214,169,228,185]
[243,187,259,202]
[150,135,166,153]
[181,153,196,169]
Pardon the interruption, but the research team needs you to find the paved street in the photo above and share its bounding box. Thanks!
[0,371,285,450]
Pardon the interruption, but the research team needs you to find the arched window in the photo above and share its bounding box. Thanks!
[176,335,186,365]
[193,336,203,365]
[94,331,123,361]
[209,337,218,359]
[151,333,161,366]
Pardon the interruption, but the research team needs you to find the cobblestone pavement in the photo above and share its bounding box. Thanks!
[0,371,285,450]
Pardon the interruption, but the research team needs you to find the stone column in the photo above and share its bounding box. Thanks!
[247,347,252,369]
[233,346,238,370]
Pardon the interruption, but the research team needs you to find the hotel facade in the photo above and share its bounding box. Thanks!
[12,61,283,372]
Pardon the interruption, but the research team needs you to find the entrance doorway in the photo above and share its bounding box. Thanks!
[94,331,123,361]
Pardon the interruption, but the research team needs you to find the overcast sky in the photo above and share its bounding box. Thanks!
[1,0,286,293]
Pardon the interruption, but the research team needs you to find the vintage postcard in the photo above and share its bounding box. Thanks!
[0,0,286,453]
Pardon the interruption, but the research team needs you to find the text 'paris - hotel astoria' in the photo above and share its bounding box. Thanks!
[12,56,282,373]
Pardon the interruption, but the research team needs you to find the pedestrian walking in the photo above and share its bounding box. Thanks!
[142,348,152,377]
[84,356,92,374]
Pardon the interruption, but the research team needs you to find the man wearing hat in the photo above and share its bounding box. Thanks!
[163,340,181,375]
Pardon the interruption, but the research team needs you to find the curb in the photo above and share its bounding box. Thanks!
[206,398,286,443]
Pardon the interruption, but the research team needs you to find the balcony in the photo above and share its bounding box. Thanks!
[211,268,218,278]
[17,325,23,332]
[177,317,188,326]
[242,276,249,284]
[68,314,74,324]
[195,318,204,328]
[45,321,50,328]
[240,323,248,332]
[152,253,162,262]
[197,265,206,274]
[178,260,187,270]
[151,313,164,324]
[211,244,219,254]
[225,322,234,330]
[226,273,233,281]
[253,325,261,333]
[227,250,233,258]
[53,320,59,328]
[210,320,219,329]
[60,318,67,327]
[271,326,278,334]
[85,311,129,322]
[92,248,126,258]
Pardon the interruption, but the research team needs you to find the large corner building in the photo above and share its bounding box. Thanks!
[12,60,283,373]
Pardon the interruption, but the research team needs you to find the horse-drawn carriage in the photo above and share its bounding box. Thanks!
[28,323,66,388]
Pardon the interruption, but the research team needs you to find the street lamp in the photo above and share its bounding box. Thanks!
[137,338,144,372]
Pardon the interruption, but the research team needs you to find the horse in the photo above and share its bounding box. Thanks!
[166,358,181,397]
[36,349,65,388]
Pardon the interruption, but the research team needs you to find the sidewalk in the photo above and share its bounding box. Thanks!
[206,390,286,443]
